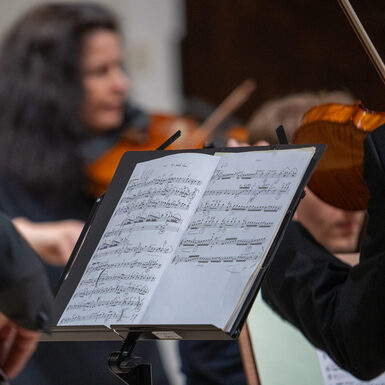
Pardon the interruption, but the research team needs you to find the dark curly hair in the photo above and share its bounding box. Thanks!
[0,3,119,197]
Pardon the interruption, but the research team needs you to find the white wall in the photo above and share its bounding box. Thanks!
[0,0,184,113]
[123,0,185,113]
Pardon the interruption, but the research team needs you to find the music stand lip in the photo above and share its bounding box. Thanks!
[40,323,235,342]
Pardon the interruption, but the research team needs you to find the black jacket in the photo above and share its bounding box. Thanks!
[262,125,385,380]
[0,212,52,331]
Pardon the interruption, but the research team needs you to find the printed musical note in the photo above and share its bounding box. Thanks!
[211,167,298,182]
[59,149,315,331]
[172,153,303,272]
[58,153,220,327]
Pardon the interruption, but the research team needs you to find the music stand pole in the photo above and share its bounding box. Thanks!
[108,332,152,385]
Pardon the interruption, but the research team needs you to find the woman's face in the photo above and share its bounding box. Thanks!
[81,30,129,133]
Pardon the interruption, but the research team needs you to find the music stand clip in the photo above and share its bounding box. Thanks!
[108,332,152,385]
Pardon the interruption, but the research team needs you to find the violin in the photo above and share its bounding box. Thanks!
[86,79,254,196]
[86,113,199,196]
[293,102,385,210]
[292,0,385,211]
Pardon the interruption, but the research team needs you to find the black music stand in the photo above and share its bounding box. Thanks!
[45,142,325,385]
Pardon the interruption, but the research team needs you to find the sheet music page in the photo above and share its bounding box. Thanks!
[143,148,314,329]
[317,350,385,385]
[58,153,219,326]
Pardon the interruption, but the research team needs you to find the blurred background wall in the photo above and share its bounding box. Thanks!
[182,0,385,120]
[0,0,185,113]
[1,0,383,123]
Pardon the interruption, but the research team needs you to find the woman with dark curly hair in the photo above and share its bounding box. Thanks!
[0,2,131,200]
[0,3,168,384]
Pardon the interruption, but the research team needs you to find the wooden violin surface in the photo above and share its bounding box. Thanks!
[85,113,201,196]
[293,102,385,210]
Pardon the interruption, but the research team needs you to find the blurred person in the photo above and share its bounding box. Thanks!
[262,123,385,380]
[12,217,84,266]
[294,188,363,264]
[0,3,168,384]
[179,91,365,385]
[0,212,52,381]
[247,90,355,145]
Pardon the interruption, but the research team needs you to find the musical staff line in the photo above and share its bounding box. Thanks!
[58,150,314,329]
[211,167,298,181]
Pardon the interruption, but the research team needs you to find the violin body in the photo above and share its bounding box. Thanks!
[86,79,254,196]
[293,102,385,210]
[86,112,248,196]
[86,113,202,196]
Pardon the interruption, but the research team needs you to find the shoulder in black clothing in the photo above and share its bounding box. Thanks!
[0,212,52,331]
[262,125,385,380]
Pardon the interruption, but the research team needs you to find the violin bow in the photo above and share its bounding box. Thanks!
[197,78,257,139]
[337,0,385,86]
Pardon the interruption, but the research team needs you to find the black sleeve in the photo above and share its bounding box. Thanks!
[262,125,385,381]
[0,212,53,331]
[262,221,385,380]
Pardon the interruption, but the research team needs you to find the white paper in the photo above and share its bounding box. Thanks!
[59,149,315,330]
[317,350,385,385]
[58,153,219,326]
[143,149,314,329]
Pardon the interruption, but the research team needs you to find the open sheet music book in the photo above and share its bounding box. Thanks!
[57,147,316,334]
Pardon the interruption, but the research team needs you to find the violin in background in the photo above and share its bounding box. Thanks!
[293,102,385,210]
[86,79,255,196]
